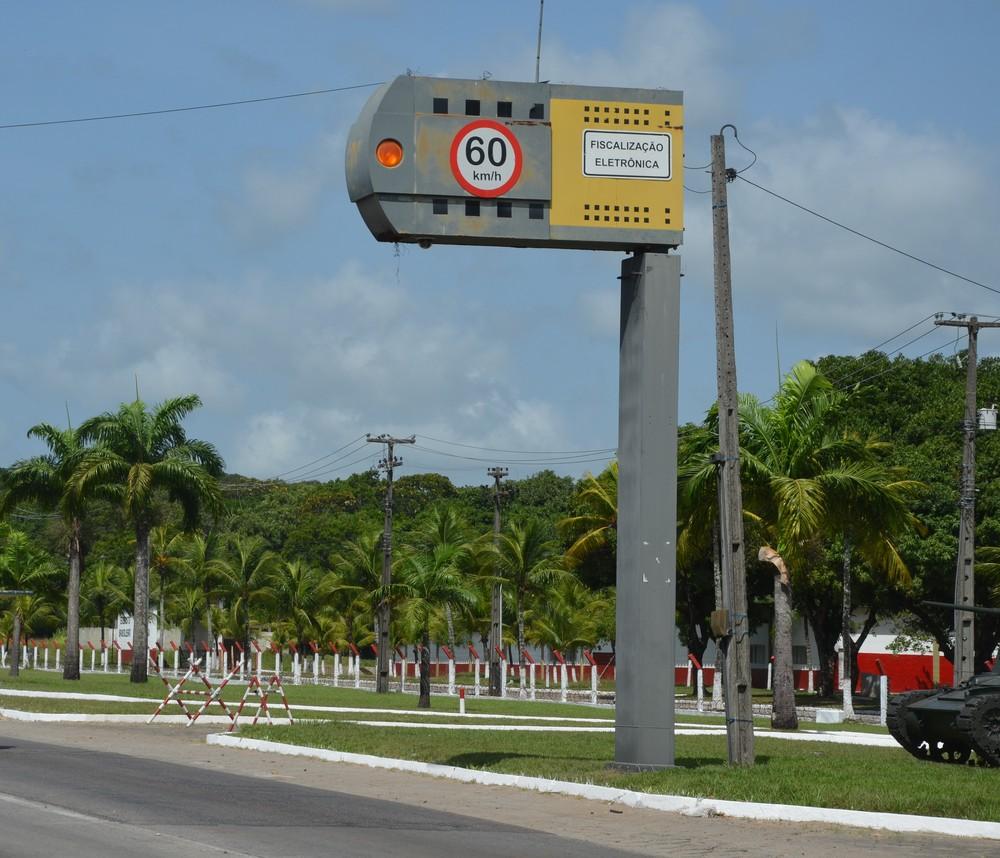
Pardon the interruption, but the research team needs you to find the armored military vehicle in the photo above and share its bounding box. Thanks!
[887,602,1000,765]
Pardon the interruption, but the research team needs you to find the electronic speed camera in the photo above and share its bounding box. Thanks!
[346,75,683,251]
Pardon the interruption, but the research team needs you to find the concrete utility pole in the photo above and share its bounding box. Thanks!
[709,128,755,766]
[367,433,415,693]
[933,315,1000,682]
[487,466,508,696]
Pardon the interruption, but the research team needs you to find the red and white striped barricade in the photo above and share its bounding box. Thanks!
[688,653,704,711]
[231,672,294,732]
[468,642,481,696]
[441,645,456,695]
[494,645,507,698]
[520,649,537,700]
[147,655,238,727]
[553,649,568,702]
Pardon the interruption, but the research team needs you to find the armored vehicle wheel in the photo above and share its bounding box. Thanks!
[886,689,938,760]
[958,694,1000,767]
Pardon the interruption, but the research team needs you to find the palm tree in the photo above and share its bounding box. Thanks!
[1,422,88,679]
[216,535,279,657]
[495,520,566,667]
[80,560,129,646]
[71,395,224,682]
[149,526,188,648]
[414,505,470,652]
[528,576,601,658]
[329,531,387,651]
[180,532,229,643]
[559,462,617,568]
[0,529,59,677]
[394,552,476,708]
[267,559,327,651]
[738,361,918,727]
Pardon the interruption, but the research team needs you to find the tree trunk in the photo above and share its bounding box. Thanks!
[841,536,855,719]
[418,629,431,709]
[158,572,166,650]
[63,519,83,680]
[9,610,22,678]
[516,591,526,667]
[445,604,456,652]
[771,574,798,729]
[130,521,151,683]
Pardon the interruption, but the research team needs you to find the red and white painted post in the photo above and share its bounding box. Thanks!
[169,641,178,676]
[396,646,407,693]
[44,641,50,671]
[521,649,537,701]
[494,645,507,698]
[271,642,281,677]
[469,642,481,697]
[309,641,320,684]
[290,642,300,685]
[88,640,97,672]
[459,685,466,716]
[584,649,598,705]
[553,649,568,703]
[442,645,456,695]
[875,659,889,726]
[233,640,245,680]
[767,655,774,691]
[332,642,341,688]
[251,640,262,680]
[688,653,704,712]
[199,641,211,676]
[349,642,361,688]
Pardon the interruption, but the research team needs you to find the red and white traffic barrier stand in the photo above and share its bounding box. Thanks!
[688,653,704,712]
[147,655,238,728]
[584,650,599,704]
[494,645,507,698]
[468,642,481,697]
[230,671,294,731]
[459,685,466,716]
[442,645,456,695]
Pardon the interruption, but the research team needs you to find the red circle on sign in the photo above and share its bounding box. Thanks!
[449,119,523,198]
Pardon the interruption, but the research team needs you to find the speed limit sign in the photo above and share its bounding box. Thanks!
[449,120,523,198]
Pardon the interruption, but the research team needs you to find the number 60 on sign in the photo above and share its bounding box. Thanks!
[449,119,523,198]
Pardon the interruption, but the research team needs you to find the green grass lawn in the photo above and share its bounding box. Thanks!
[0,670,891,732]
[239,720,1000,822]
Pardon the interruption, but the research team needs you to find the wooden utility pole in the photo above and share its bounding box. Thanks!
[487,466,508,696]
[367,433,414,693]
[933,315,1000,682]
[710,128,754,766]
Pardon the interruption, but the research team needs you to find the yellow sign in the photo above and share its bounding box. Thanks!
[550,98,684,232]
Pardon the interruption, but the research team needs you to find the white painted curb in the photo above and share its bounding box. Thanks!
[0,708,290,726]
[207,734,1000,841]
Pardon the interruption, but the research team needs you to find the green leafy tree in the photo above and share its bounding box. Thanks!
[216,534,279,657]
[1,423,88,679]
[0,529,60,676]
[80,559,129,646]
[71,395,224,682]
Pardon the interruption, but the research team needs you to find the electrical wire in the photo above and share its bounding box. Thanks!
[721,124,757,173]
[411,442,615,466]
[825,324,940,388]
[832,338,959,392]
[736,175,1000,297]
[0,82,383,130]
[270,435,367,479]
[417,434,615,456]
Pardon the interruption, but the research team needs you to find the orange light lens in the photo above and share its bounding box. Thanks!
[376,139,404,168]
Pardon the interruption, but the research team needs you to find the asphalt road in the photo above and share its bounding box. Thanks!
[0,721,994,858]
[0,732,640,858]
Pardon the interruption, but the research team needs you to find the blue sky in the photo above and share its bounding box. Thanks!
[2,1,999,483]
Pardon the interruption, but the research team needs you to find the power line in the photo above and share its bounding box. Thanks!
[0,82,383,130]
[736,175,1000,297]
[417,434,615,456]
[832,338,959,391]
[411,442,615,465]
[271,435,368,479]
[826,324,940,388]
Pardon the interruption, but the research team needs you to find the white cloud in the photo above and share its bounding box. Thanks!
[579,288,619,337]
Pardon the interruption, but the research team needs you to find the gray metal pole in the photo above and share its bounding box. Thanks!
[488,466,508,696]
[614,251,679,770]
[710,131,755,766]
